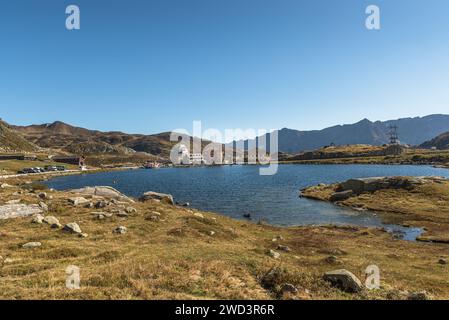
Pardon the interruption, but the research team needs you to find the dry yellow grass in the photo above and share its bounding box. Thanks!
[1,181,449,300]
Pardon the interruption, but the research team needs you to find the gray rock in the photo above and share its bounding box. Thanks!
[95,200,108,209]
[69,186,133,202]
[116,211,129,218]
[113,226,127,234]
[281,283,298,294]
[277,245,291,252]
[39,202,48,212]
[0,183,14,189]
[407,291,432,300]
[63,223,82,234]
[43,216,62,228]
[0,204,43,220]
[125,207,137,214]
[323,269,363,293]
[68,197,89,206]
[330,190,354,202]
[22,242,42,249]
[38,192,48,200]
[338,177,424,194]
[324,255,339,264]
[268,249,280,259]
[31,214,45,224]
[139,191,174,205]
[438,258,447,265]
[5,199,21,205]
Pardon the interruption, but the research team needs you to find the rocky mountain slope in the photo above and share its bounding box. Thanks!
[12,121,187,157]
[420,131,449,150]
[236,115,449,154]
[0,120,38,153]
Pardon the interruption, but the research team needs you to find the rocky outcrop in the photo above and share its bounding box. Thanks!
[69,186,133,202]
[337,176,446,194]
[329,190,354,202]
[0,204,42,220]
[139,191,174,205]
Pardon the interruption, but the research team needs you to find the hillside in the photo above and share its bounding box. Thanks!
[420,132,449,150]
[236,115,449,154]
[13,122,188,158]
[0,120,38,153]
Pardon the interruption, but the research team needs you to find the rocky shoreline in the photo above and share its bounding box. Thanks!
[301,176,449,243]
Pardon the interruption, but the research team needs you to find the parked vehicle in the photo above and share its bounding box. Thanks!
[18,168,39,174]
[44,166,58,172]
[56,166,67,171]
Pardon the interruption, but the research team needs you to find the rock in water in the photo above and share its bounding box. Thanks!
[63,223,82,234]
[139,191,174,205]
[22,242,42,249]
[323,269,363,293]
[0,204,43,220]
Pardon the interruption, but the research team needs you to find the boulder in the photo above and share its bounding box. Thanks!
[43,216,62,228]
[438,258,447,265]
[125,207,137,214]
[281,283,298,294]
[113,226,127,234]
[69,186,133,202]
[277,245,291,252]
[68,197,89,206]
[0,204,43,220]
[0,183,14,189]
[22,242,42,249]
[63,223,82,234]
[116,211,129,218]
[338,177,425,194]
[5,199,21,205]
[407,291,432,300]
[323,269,363,293]
[94,200,108,209]
[139,191,174,205]
[31,214,45,224]
[39,202,48,212]
[38,192,48,200]
[268,249,280,259]
[330,190,354,202]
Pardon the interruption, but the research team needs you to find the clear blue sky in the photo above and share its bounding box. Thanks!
[1,0,448,137]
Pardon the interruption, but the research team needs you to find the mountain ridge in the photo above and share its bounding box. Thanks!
[234,114,449,153]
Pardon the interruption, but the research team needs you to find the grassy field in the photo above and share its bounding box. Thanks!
[282,146,449,165]
[0,180,449,299]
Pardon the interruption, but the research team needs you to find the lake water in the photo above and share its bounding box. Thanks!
[45,164,449,240]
